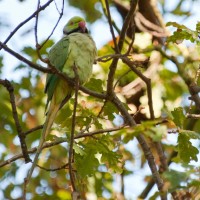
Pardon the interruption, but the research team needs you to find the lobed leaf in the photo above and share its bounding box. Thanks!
[171,107,185,128]
[176,131,199,163]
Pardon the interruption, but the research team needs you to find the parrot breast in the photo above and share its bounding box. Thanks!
[63,32,97,84]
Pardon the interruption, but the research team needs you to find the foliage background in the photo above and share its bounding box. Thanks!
[0,0,200,199]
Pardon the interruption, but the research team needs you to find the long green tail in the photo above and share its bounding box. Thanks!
[26,103,60,184]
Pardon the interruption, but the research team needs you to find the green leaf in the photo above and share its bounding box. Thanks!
[73,143,85,156]
[176,131,199,163]
[123,120,163,143]
[39,39,54,56]
[163,169,188,190]
[171,107,185,128]
[103,102,119,120]
[22,46,38,63]
[75,115,92,129]
[75,135,122,177]
[166,22,199,44]
[179,129,200,139]
[75,143,99,177]
[122,127,140,143]
[196,21,200,32]
[84,78,104,93]
[159,68,186,100]
[166,22,190,30]
[93,116,103,129]
[145,126,166,142]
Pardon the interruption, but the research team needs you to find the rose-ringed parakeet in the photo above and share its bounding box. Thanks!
[26,16,97,182]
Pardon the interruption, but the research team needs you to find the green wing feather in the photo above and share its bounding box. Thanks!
[45,36,69,110]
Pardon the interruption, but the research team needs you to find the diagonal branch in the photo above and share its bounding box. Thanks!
[104,0,119,53]
[122,54,168,199]
[121,57,155,119]
[0,79,31,163]
[0,41,50,73]
[155,46,200,110]
[107,0,138,94]
[36,0,65,54]
[110,93,165,197]
[0,0,54,51]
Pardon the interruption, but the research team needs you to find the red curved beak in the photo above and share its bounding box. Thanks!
[78,21,86,33]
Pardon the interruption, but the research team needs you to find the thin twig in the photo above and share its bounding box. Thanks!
[24,125,43,135]
[121,56,168,199]
[0,79,31,163]
[113,69,131,89]
[75,126,125,139]
[39,0,65,50]
[104,0,119,53]
[35,0,40,48]
[121,57,155,119]
[36,162,69,171]
[0,0,54,51]
[34,0,45,62]
[107,0,138,94]
[117,0,138,51]
[111,94,165,196]
[0,126,124,168]
[0,41,51,73]
[34,0,65,63]
[96,53,128,62]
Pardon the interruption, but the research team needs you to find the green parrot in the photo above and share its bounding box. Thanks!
[26,16,97,183]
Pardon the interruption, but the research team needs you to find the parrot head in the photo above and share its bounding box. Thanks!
[63,16,88,35]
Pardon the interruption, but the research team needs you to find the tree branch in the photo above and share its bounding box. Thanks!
[0,0,54,50]
[110,93,165,197]
[104,0,119,53]
[0,126,124,168]
[0,41,50,73]
[0,79,31,163]
[121,56,155,119]
[35,0,65,59]
[107,0,138,94]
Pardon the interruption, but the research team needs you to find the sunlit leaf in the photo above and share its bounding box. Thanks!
[176,130,199,163]
[166,22,199,44]
[171,107,185,128]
